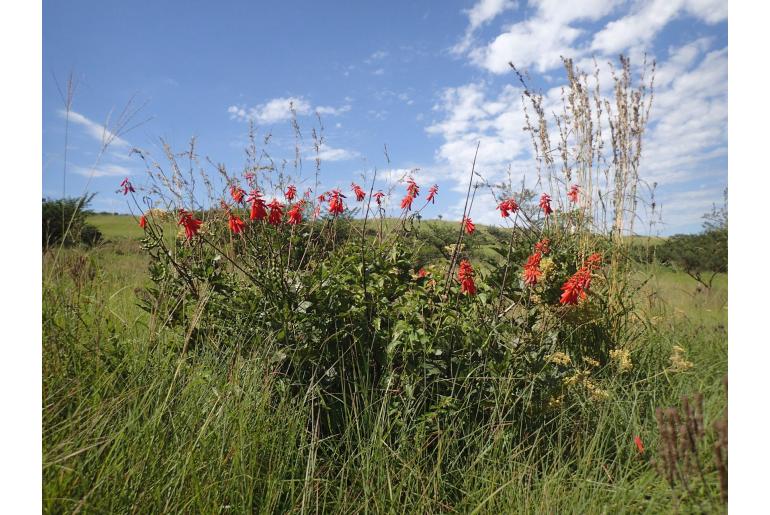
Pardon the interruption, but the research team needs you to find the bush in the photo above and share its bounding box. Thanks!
[42,194,102,249]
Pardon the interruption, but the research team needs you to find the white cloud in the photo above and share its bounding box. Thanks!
[228,97,351,123]
[590,0,726,55]
[71,163,134,178]
[61,110,130,148]
[316,144,359,162]
[453,0,517,54]
[316,104,352,116]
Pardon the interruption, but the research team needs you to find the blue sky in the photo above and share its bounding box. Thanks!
[42,0,727,234]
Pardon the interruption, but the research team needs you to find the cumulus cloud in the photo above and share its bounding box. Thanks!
[315,144,359,162]
[228,97,350,124]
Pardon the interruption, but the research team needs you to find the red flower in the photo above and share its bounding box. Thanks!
[539,193,553,215]
[559,254,602,305]
[417,268,428,278]
[400,194,415,211]
[287,201,304,225]
[373,191,385,206]
[178,209,202,240]
[317,193,327,203]
[497,198,519,218]
[406,178,420,198]
[426,184,438,204]
[230,185,246,204]
[457,260,477,295]
[568,184,579,203]
[328,189,346,216]
[120,177,135,195]
[634,435,644,454]
[267,198,284,225]
[247,190,267,221]
[534,238,550,255]
[285,185,297,202]
[228,213,246,234]
[139,215,147,229]
[523,252,542,286]
[352,183,366,202]
[463,217,475,234]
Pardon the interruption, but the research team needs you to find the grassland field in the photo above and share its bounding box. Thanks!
[41,214,727,513]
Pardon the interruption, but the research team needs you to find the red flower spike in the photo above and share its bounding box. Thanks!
[352,183,366,202]
[559,253,602,306]
[400,194,415,211]
[534,238,550,255]
[139,215,147,229]
[230,185,246,204]
[285,185,297,202]
[178,209,202,240]
[457,260,477,295]
[373,191,385,206]
[287,202,304,225]
[317,193,327,203]
[523,252,542,286]
[417,268,428,278]
[634,435,644,454]
[568,184,579,203]
[406,178,420,198]
[228,213,246,234]
[426,184,438,204]
[498,198,520,218]
[328,189,346,216]
[120,178,135,195]
[267,198,284,225]
[463,217,475,235]
[539,193,553,216]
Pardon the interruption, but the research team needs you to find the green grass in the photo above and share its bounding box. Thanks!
[44,218,727,513]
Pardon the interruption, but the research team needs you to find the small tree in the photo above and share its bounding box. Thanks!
[657,189,727,289]
[42,194,103,249]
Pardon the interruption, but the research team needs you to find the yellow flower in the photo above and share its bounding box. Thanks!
[585,379,610,400]
[547,351,572,366]
[539,257,555,282]
[609,349,633,372]
[669,345,694,372]
[583,356,600,368]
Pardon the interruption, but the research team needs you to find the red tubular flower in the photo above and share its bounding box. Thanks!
[568,184,579,203]
[559,253,602,306]
[352,183,366,202]
[328,189,346,216]
[534,238,550,255]
[178,209,202,240]
[247,190,267,221]
[228,213,246,234]
[426,184,438,204]
[539,193,553,215]
[400,194,415,211]
[373,191,385,206]
[287,201,304,225]
[317,193,327,203]
[406,178,420,198]
[417,268,428,278]
[267,198,284,225]
[120,178,135,195]
[230,185,246,204]
[285,185,297,202]
[522,252,542,286]
[457,260,477,295]
[139,215,147,229]
[463,217,475,235]
[497,198,519,218]
[634,435,645,454]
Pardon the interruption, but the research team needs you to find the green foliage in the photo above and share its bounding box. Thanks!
[42,194,103,248]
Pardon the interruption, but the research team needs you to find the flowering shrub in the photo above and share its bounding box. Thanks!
[124,56,652,435]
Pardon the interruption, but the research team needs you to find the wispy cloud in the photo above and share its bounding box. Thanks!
[60,109,130,148]
[71,163,135,178]
[315,144,360,162]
